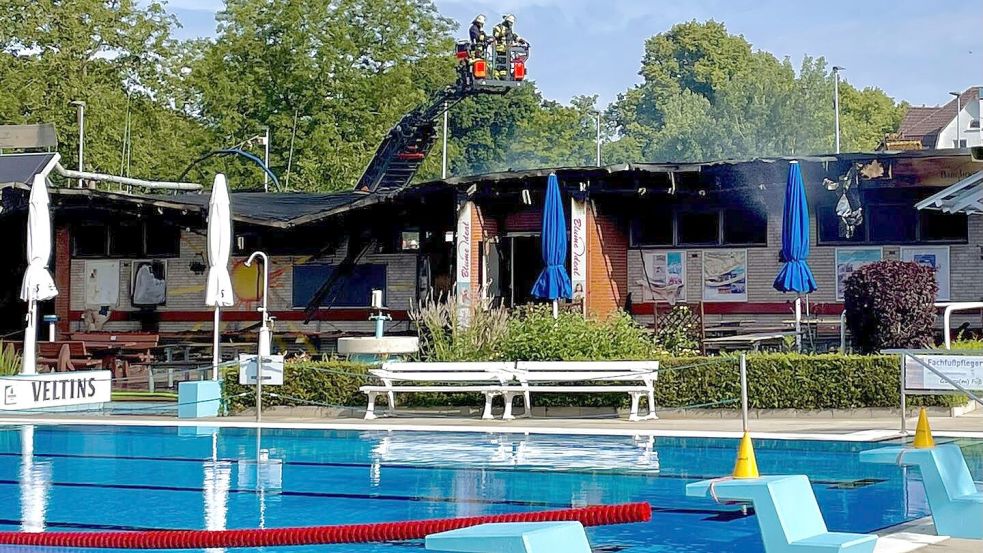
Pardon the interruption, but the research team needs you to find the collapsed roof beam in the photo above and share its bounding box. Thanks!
[55,162,202,191]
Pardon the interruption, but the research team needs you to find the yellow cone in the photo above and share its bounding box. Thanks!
[913,408,935,449]
[732,432,760,479]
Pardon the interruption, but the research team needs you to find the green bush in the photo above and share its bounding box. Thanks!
[500,305,662,361]
[222,354,962,413]
[0,342,21,376]
[222,360,372,413]
[844,261,937,353]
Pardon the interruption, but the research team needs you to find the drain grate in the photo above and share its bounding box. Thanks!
[824,478,885,490]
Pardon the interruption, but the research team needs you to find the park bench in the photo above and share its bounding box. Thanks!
[360,362,515,420]
[36,341,102,372]
[507,361,659,421]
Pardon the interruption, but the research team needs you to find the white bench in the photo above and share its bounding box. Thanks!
[507,361,659,421]
[360,362,515,420]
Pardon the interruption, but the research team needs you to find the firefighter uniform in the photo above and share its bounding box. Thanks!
[492,14,526,79]
[468,15,488,59]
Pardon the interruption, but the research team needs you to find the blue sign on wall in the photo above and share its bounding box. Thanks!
[292,264,387,308]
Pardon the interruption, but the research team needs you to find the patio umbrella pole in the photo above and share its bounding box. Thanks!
[212,307,221,380]
[22,301,37,375]
[794,297,802,353]
[552,299,558,319]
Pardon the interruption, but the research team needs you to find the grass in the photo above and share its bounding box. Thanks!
[111,391,178,402]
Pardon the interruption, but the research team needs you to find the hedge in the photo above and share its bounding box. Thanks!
[220,354,963,414]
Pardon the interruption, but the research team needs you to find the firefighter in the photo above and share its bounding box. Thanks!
[469,14,488,58]
[492,14,527,79]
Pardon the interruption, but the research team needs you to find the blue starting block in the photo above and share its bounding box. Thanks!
[425,522,591,553]
[686,475,877,553]
[860,443,982,539]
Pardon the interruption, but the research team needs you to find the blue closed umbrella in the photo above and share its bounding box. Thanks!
[774,161,817,295]
[531,173,573,314]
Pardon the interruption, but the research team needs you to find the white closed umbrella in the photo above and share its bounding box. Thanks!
[20,175,58,375]
[205,174,234,380]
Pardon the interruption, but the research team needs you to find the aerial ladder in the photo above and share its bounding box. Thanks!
[353,41,529,194]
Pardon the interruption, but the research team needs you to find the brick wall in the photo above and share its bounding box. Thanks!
[586,201,628,317]
[68,229,418,335]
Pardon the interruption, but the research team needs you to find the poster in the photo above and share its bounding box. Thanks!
[83,260,120,307]
[835,248,882,300]
[131,260,167,306]
[638,251,686,303]
[702,250,747,302]
[901,246,950,301]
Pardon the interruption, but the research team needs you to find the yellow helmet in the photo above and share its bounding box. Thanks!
[474,14,486,25]
[503,14,516,25]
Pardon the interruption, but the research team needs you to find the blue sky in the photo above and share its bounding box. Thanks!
[165,0,981,109]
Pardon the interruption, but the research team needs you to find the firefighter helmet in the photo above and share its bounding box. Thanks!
[474,14,486,25]
[503,14,516,25]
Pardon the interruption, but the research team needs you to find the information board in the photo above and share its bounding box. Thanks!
[904,354,983,393]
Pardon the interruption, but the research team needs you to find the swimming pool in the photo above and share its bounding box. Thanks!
[0,424,979,553]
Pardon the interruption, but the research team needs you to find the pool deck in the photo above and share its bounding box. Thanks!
[2,409,979,441]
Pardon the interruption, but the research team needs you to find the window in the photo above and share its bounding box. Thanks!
[631,205,768,248]
[954,139,968,148]
[292,263,387,308]
[73,224,108,257]
[630,207,673,247]
[868,205,917,243]
[919,210,968,242]
[145,221,182,257]
[400,231,421,251]
[723,207,768,245]
[109,221,144,257]
[677,211,720,245]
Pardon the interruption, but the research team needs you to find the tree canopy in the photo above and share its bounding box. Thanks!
[0,7,909,191]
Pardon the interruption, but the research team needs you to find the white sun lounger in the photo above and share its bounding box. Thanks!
[506,361,659,421]
[360,362,514,420]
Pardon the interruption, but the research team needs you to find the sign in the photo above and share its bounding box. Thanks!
[238,355,284,386]
[570,198,588,303]
[455,200,473,324]
[904,354,983,393]
[702,250,747,302]
[639,251,686,303]
[0,371,111,411]
[901,246,950,301]
[835,247,882,300]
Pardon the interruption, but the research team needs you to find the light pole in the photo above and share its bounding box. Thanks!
[69,101,86,183]
[832,67,844,154]
[262,127,270,192]
[442,102,449,179]
[594,112,602,167]
[949,91,962,148]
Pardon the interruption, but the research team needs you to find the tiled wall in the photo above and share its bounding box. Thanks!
[67,230,418,335]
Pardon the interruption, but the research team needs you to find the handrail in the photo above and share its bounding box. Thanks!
[936,302,983,349]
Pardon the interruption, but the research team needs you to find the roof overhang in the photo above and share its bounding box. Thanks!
[915,170,983,214]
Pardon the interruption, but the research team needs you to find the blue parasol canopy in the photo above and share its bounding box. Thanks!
[531,173,573,300]
[774,161,818,294]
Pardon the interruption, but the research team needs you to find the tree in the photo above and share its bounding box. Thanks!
[186,0,456,191]
[609,20,907,163]
[0,0,213,180]
[843,261,938,354]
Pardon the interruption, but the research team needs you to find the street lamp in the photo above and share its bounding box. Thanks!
[949,91,962,148]
[69,100,86,184]
[442,102,449,179]
[594,112,602,167]
[832,67,844,154]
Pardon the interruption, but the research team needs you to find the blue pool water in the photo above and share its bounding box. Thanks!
[0,425,980,553]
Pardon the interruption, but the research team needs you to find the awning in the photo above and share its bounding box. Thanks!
[915,171,983,214]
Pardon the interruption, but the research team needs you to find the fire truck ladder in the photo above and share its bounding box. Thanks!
[353,66,523,194]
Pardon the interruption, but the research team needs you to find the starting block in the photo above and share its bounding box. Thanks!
[425,522,591,553]
[860,444,982,539]
[687,475,877,553]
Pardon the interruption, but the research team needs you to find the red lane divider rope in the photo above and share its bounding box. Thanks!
[0,503,651,549]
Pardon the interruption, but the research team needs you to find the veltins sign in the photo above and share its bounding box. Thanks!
[904,355,983,393]
[0,370,112,411]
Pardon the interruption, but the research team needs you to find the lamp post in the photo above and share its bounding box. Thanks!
[949,91,962,148]
[832,67,844,154]
[594,112,602,167]
[442,102,449,179]
[69,101,86,184]
[261,127,270,192]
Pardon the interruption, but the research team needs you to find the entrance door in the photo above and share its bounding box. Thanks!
[509,235,541,307]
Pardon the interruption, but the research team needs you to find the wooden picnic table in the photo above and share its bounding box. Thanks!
[703,331,798,352]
